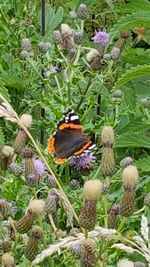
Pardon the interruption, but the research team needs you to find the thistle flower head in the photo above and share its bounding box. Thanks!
[77,3,87,20]
[32,225,43,239]
[86,49,100,63]
[122,165,138,190]
[61,24,72,36]
[1,146,14,157]
[117,259,134,267]
[69,152,96,170]
[112,89,124,99]
[74,31,83,45]
[22,147,33,158]
[0,199,11,218]
[101,126,114,147]
[92,30,109,46]
[28,199,45,216]
[53,30,62,44]
[2,252,15,267]
[21,38,31,51]
[139,97,149,107]
[32,158,45,177]
[20,113,32,128]
[110,47,120,60]
[9,162,23,176]
[38,41,50,53]
[83,179,103,201]
[70,179,79,190]
[120,157,134,168]
[20,50,30,58]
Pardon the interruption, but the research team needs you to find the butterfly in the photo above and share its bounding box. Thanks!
[48,109,96,164]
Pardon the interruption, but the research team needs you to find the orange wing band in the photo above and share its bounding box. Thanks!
[59,123,82,131]
[48,136,55,154]
[74,141,92,156]
[55,157,67,164]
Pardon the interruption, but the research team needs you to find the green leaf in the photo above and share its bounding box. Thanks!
[115,65,150,88]
[122,48,150,65]
[45,5,64,34]
[110,12,150,40]
[0,127,5,147]
[118,118,150,134]
[115,132,150,148]
[116,0,150,14]
[0,79,10,101]
[136,156,150,172]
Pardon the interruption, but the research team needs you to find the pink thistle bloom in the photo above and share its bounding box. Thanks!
[69,152,96,170]
[92,30,109,46]
[32,158,45,177]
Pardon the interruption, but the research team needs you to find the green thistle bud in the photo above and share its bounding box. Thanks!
[45,194,57,214]
[38,42,50,53]
[26,174,37,187]
[15,209,36,234]
[112,89,124,99]
[74,31,83,45]
[139,97,150,107]
[80,239,96,267]
[8,162,23,176]
[21,38,31,51]
[53,30,62,44]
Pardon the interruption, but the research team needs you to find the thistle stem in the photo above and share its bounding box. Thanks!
[117,217,127,232]
[48,214,57,232]
[84,229,88,239]
[102,196,108,228]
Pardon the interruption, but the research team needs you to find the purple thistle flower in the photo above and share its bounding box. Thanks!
[32,158,45,177]
[92,30,109,47]
[69,152,96,170]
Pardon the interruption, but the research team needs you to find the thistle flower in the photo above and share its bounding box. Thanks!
[0,199,11,219]
[79,180,103,230]
[86,49,102,70]
[80,238,97,267]
[77,3,87,20]
[46,174,56,188]
[121,165,138,217]
[120,157,134,169]
[74,31,83,45]
[139,97,150,107]
[110,47,120,60]
[2,252,16,267]
[32,158,45,179]
[38,41,50,53]
[70,179,79,190]
[21,38,31,51]
[117,259,134,267]
[53,30,62,44]
[9,162,23,176]
[92,30,109,47]
[69,152,96,170]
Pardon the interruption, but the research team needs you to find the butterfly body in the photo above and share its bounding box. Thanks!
[48,109,95,164]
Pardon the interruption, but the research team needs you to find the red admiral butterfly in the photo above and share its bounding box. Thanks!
[48,109,96,164]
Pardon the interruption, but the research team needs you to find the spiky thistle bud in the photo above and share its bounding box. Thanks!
[15,209,36,234]
[38,41,50,53]
[46,175,56,188]
[70,179,79,190]
[70,242,81,259]
[86,49,102,70]
[22,148,35,179]
[77,3,87,20]
[45,194,57,214]
[80,238,96,267]
[139,97,150,107]
[103,53,111,60]
[0,199,11,219]
[120,157,134,169]
[25,226,42,261]
[28,199,45,217]
[121,165,138,217]
[79,180,103,230]
[1,241,12,253]
[110,47,120,60]
[53,30,62,44]
[26,174,37,187]
[107,204,120,229]
[117,259,134,267]
[8,162,23,176]
[21,38,31,51]
[13,114,32,154]
[69,227,80,236]
[112,89,124,99]
[74,31,83,45]
[0,146,14,170]
[2,253,16,267]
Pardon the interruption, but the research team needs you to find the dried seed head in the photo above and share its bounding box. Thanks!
[2,252,15,267]
[38,42,50,53]
[31,225,43,239]
[28,199,45,216]
[74,31,83,45]
[101,126,114,147]
[86,49,100,63]
[46,175,56,188]
[121,190,136,216]
[77,3,87,20]
[83,180,103,201]
[61,24,72,36]
[70,179,79,190]
[21,38,31,51]
[21,147,33,158]
[1,146,14,157]
[117,259,134,267]
[100,147,115,176]
[110,47,120,60]
[139,97,150,107]
[120,157,134,168]
[69,227,80,236]
[134,262,145,267]
[20,114,32,128]
[80,238,96,267]
[122,165,138,190]
[53,30,62,44]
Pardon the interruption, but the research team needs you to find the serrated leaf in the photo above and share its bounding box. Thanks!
[118,118,150,134]
[0,127,5,147]
[122,48,150,65]
[115,132,150,148]
[45,5,64,33]
[136,156,150,172]
[116,0,150,14]
[115,65,150,88]
[110,12,150,40]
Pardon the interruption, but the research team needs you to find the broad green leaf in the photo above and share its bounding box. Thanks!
[115,65,150,88]
[118,118,150,134]
[136,156,150,172]
[115,132,150,148]
[116,0,150,14]
[122,48,150,65]
[45,5,64,33]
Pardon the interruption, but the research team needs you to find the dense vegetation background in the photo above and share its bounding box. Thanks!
[1,0,150,266]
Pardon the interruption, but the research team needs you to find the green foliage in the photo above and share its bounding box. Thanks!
[44,5,64,34]
[0,126,5,147]
[115,131,150,148]
[136,156,150,172]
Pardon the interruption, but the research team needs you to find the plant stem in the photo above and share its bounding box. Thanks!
[84,229,88,239]
[65,162,70,185]
[102,196,108,228]
[93,165,101,179]
[117,217,127,232]
[48,214,57,232]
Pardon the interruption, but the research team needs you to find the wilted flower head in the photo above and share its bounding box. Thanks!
[69,152,96,170]
[92,30,109,47]
[32,158,45,177]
